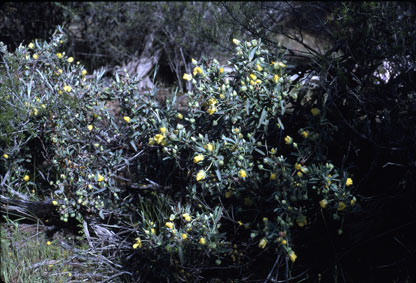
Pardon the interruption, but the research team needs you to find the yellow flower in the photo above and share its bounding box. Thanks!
[191,58,198,65]
[63,85,71,92]
[87,125,93,131]
[194,66,203,76]
[97,174,104,182]
[67,57,74,63]
[250,80,255,86]
[319,199,328,208]
[284,136,293,144]
[297,171,303,177]
[208,97,217,105]
[232,38,240,45]
[193,154,204,163]
[2,154,9,159]
[123,116,131,123]
[52,200,58,206]
[311,108,320,116]
[207,105,217,115]
[278,62,287,68]
[165,222,174,229]
[68,272,72,277]
[181,233,188,240]
[219,67,224,73]
[301,130,309,138]
[153,134,164,144]
[350,197,356,206]
[239,169,247,179]
[81,70,87,76]
[58,69,63,74]
[151,228,156,234]
[183,73,192,81]
[225,191,231,198]
[256,79,262,84]
[160,127,167,134]
[177,113,183,119]
[196,170,206,181]
[56,53,63,59]
[338,201,346,211]
[273,74,279,83]
[346,178,353,187]
[281,240,287,245]
[256,64,263,71]
[295,163,301,170]
[46,241,51,246]
[182,213,192,222]
[270,173,277,180]
[232,128,240,134]
[23,175,30,182]
[289,251,297,263]
[28,42,34,49]
[199,237,206,245]
[258,238,267,249]
[133,237,142,249]
[249,74,257,80]
[206,143,214,152]
[33,54,38,60]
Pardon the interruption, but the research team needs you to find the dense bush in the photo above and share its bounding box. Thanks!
[1,27,356,281]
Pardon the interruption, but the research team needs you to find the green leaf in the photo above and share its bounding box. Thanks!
[257,108,267,128]
[249,46,258,62]
[277,117,284,130]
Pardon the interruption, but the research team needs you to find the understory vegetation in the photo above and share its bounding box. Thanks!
[1,2,415,282]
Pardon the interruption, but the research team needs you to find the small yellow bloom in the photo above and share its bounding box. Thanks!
[338,201,346,211]
[219,67,224,73]
[289,251,297,262]
[191,58,198,65]
[183,73,192,81]
[58,69,63,74]
[207,105,217,115]
[47,241,51,246]
[258,238,267,249]
[232,128,240,134]
[150,228,156,234]
[295,163,301,170]
[193,66,203,76]
[346,178,353,187]
[208,97,217,105]
[297,171,303,177]
[350,197,356,206]
[193,154,204,163]
[284,136,293,144]
[67,57,74,63]
[281,240,287,245]
[97,174,104,182]
[87,125,93,131]
[256,79,262,84]
[273,74,279,83]
[199,237,206,245]
[311,108,320,116]
[239,169,247,179]
[256,64,263,71]
[63,85,71,92]
[232,38,240,45]
[153,134,164,144]
[177,113,183,119]
[68,272,72,277]
[225,191,231,199]
[206,143,214,152]
[270,173,277,180]
[278,62,287,68]
[249,74,257,80]
[301,130,309,138]
[56,53,63,59]
[165,222,174,229]
[250,80,255,86]
[319,199,328,208]
[23,175,30,182]
[134,237,142,248]
[196,170,206,181]
[181,233,188,240]
[2,154,9,159]
[33,54,38,60]
[123,116,131,123]
[28,42,34,49]
[160,127,167,134]
[182,213,192,222]
[81,69,87,76]
[52,200,58,206]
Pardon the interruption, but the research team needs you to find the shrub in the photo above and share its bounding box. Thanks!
[0,28,355,281]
